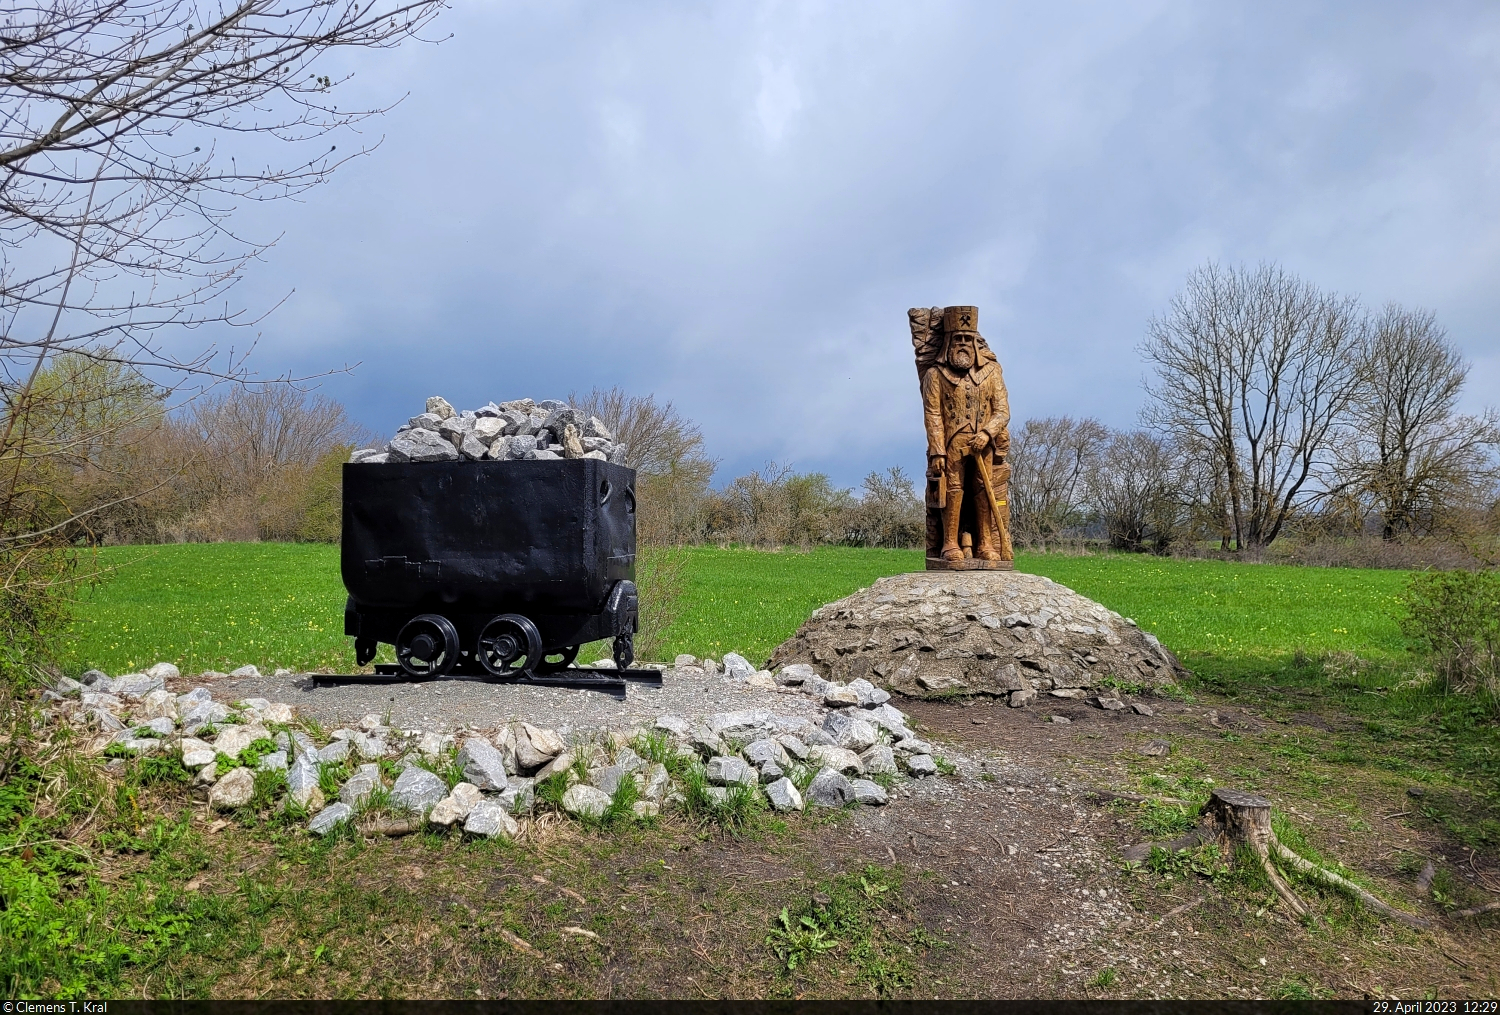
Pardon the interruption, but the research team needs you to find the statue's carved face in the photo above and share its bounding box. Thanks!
[948,334,976,371]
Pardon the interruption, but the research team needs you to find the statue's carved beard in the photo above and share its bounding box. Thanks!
[950,346,974,370]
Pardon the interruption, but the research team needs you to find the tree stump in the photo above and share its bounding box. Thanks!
[1123,787,1433,927]
[1199,788,1274,849]
[1197,788,1308,916]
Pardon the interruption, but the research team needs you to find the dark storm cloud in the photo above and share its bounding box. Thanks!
[212,0,1500,486]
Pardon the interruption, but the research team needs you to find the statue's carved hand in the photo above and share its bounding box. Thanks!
[972,431,991,452]
[927,455,945,479]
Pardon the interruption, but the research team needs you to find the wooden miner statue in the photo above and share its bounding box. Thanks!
[910,305,1015,570]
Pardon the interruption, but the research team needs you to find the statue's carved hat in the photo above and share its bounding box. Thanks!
[909,303,998,378]
[942,305,978,334]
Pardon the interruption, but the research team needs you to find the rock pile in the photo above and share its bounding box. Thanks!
[349,396,629,466]
[769,571,1188,701]
[41,655,949,841]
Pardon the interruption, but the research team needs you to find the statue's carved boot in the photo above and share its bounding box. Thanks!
[941,497,965,563]
[975,545,1001,561]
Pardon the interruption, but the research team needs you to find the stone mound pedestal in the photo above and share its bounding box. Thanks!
[768,571,1187,700]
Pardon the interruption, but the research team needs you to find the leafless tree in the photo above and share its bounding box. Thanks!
[569,386,718,546]
[704,464,851,549]
[1141,262,1369,554]
[1332,305,1500,540]
[838,466,924,548]
[183,384,367,489]
[568,386,712,477]
[1008,416,1108,549]
[1086,429,1183,553]
[1,0,446,553]
[1174,431,1235,551]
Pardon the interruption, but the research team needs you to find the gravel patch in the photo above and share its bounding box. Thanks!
[203,666,829,736]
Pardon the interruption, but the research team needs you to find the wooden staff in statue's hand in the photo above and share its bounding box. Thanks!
[971,432,1014,561]
[971,431,1002,531]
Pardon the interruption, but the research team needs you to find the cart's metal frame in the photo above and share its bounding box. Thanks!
[310,664,662,700]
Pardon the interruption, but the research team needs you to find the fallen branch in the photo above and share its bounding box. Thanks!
[0,837,92,859]
[1451,901,1500,919]
[499,928,540,955]
[1088,790,1192,807]
[362,817,423,836]
[1137,895,1204,934]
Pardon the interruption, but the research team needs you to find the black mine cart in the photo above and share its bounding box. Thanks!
[323,458,661,695]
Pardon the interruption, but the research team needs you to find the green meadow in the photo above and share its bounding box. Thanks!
[37,543,1500,1005]
[672,547,1412,664]
[64,543,352,675]
[63,542,1414,675]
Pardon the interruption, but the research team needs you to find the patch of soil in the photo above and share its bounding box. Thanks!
[135,673,1496,998]
[902,693,1196,765]
[883,692,1499,999]
[1283,711,1353,732]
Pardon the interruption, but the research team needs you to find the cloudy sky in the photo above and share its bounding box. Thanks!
[215,0,1500,487]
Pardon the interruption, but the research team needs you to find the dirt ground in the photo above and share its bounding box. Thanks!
[886,694,1498,998]
[136,682,1498,1000]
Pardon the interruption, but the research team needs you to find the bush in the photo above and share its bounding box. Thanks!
[1399,569,1500,702]
[635,546,687,663]
[255,444,351,542]
[0,546,77,691]
[705,464,850,549]
[836,468,924,549]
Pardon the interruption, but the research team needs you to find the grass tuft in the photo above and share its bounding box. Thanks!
[317,758,351,797]
[136,752,194,786]
[1137,799,1196,839]
[535,771,571,812]
[764,864,933,995]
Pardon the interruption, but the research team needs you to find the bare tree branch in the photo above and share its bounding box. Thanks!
[1009,415,1108,550]
[1332,304,1500,539]
[1141,262,1368,553]
[1,0,446,551]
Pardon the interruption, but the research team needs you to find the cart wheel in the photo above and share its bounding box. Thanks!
[612,633,634,671]
[536,644,580,675]
[355,636,379,667]
[395,614,460,679]
[477,614,543,678]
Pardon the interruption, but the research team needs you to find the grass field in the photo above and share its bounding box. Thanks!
[674,547,1413,664]
[64,543,352,675]
[32,543,1500,1001]
[62,542,1415,676]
